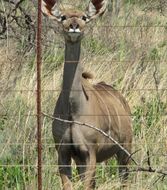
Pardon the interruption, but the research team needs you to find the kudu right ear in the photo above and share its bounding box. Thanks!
[86,0,108,22]
[42,0,62,22]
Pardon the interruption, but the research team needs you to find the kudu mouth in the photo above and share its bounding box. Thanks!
[63,21,84,42]
[64,31,84,43]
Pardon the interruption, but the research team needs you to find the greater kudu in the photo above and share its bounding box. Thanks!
[42,0,132,189]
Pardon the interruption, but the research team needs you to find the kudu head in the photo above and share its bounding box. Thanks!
[42,0,107,42]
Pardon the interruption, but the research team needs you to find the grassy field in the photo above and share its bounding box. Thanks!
[0,0,167,189]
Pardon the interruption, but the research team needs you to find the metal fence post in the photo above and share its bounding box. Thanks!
[37,0,42,189]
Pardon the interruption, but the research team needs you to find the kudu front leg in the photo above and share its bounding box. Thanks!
[83,151,96,190]
[58,151,73,190]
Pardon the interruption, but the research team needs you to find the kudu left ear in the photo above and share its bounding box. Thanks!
[86,0,108,22]
[42,0,62,22]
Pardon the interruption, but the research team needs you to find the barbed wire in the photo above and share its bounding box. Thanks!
[0,164,166,168]
[0,88,167,92]
[0,142,166,146]
[0,114,167,117]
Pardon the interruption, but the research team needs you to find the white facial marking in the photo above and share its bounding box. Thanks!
[86,17,90,22]
[68,28,81,33]
[75,28,81,33]
[69,28,75,33]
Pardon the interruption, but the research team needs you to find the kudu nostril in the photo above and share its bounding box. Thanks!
[75,24,79,29]
[70,23,79,29]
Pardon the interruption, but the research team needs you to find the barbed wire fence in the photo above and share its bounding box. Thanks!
[0,0,167,189]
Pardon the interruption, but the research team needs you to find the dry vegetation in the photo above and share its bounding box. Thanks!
[0,0,167,189]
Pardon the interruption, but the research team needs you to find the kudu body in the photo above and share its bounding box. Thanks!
[42,0,132,189]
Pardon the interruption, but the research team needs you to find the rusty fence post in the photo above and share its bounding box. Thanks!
[37,0,42,189]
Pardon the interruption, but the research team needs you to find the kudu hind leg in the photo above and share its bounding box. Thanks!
[58,151,72,190]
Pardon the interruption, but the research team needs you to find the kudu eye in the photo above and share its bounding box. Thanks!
[82,15,87,21]
[61,15,66,21]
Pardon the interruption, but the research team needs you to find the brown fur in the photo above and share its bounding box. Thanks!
[67,77,132,189]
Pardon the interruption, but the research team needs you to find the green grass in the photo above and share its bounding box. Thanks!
[133,98,166,135]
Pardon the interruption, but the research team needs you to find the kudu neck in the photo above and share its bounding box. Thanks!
[65,40,81,63]
[62,39,83,96]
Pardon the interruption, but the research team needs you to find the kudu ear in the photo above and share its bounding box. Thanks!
[42,0,61,22]
[86,0,108,22]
